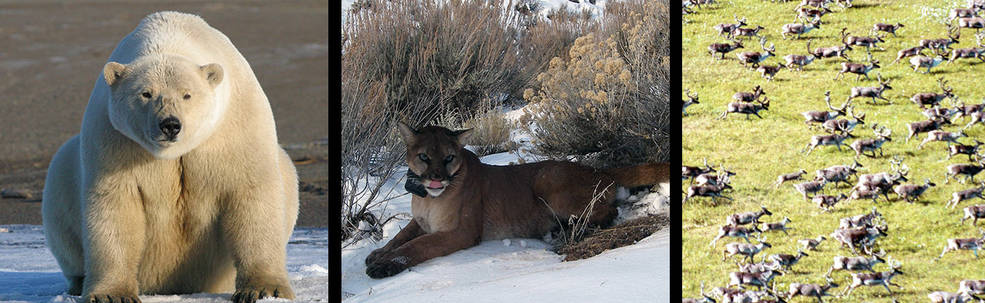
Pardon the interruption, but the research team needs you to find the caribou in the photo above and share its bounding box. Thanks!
[835,59,880,81]
[910,49,949,73]
[850,124,892,158]
[810,33,853,60]
[799,235,827,251]
[732,25,765,40]
[815,160,863,187]
[825,252,886,278]
[948,140,984,160]
[756,63,785,81]
[685,182,734,205]
[846,74,891,104]
[840,259,904,297]
[760,217,793,235]
[910,77,955,109]
[683,89,700,116]
[767,250,808,270]
[711,224,762,246]
[948,183,985,208]
[944,160,985,184]
[957,16,985,34]
[893,178,936,203]
[795,6,833,23]
[821,107,864,136]
[786,279,838,303]
[714,15,747,38]
[736,37,776,68]
[733,85,765,102]
[873,22,904,37]
[720,97,770,119]
[802,91,851,127]
[959,279,985,296]
[949,33,985,63]
[683,158,716,184]
[708,39,745,59]
[726,206,773,226]
[894,45,926,64]
[803,134,849,155]
[723,241,772,263]
[844,28,886,53]
[813,193,847,211]
[831,226,888,255]
[783,41,816,71]
[961,204,985,225]
[781,20,822,40]
[921,26,961,51]
[839,207,883,229]
[936,229,985,259]
[728,270,783,290]
[775,169,809,188]
[918,129,966,150]
[927,291,981,303]
[794,179,827,200]
[906,118,950,143]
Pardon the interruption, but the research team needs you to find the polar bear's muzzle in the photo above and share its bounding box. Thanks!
[159,116,182,142]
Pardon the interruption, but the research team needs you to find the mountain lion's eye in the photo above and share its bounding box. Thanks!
[418,154,429,162]
[141,92,152,98]
[445,155,455,163]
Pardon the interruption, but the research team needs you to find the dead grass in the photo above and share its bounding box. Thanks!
[557,214,668,261]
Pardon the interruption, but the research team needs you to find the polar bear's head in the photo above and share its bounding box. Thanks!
[103,55,227,159]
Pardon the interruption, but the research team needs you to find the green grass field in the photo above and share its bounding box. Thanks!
[683,0,985,301]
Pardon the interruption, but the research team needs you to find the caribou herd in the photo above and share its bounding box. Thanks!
[684,0,985,301]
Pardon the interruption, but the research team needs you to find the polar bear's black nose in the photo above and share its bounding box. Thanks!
[160,116,181,140]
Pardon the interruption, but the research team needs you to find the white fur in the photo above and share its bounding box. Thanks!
[42,11,298,299]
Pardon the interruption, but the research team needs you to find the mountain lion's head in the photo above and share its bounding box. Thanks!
[398,122,473,197]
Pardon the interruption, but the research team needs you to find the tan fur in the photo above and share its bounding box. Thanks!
[364,123,669,278]
[41,12,297,302]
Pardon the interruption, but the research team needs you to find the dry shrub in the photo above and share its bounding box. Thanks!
[342,0,529,124]
[524,0,668,168]
[461,102,519,156]
[514,4,601,102]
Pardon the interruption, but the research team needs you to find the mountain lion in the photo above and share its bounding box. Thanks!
[364,122,668,278]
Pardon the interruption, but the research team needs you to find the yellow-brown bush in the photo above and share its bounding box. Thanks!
[524,0,668,167]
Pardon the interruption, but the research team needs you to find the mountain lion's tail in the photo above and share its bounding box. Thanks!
[604,162,670,188]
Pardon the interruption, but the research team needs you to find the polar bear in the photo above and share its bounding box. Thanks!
[41,11,298,303]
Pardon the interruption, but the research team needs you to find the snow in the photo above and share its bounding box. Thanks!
[340,103,670,302]
[0,225,328,303]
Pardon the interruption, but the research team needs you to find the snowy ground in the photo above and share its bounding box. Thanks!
[341,107,670,302]
[0,225,328,303]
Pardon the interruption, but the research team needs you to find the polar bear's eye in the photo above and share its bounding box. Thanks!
[141,92,152,99]
[183,94,191,100]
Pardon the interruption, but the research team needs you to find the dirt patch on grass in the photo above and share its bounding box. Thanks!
[555,213,669,261]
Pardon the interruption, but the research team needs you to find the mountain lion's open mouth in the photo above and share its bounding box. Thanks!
[426,180,444,189]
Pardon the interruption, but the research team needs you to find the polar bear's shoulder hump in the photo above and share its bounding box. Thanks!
[138,11,210,29]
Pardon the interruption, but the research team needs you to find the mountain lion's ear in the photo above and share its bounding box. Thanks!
[397,122,418,145]
[452,128,473,146]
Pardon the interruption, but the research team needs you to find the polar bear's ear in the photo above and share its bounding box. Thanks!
[397,122,418,145]
[103,62,127,86]
[200,63,223,87]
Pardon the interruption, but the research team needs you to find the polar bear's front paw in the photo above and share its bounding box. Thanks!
[232,283,296,303]
[84,293,142,303]
[366,255,410,279]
